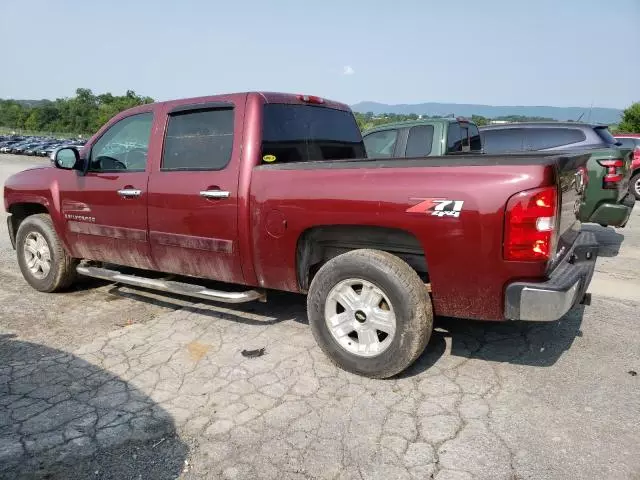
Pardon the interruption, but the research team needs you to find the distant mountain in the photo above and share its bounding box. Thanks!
[351,101,623,125]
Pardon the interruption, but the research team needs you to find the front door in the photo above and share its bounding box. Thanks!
[60,111,155,269]
[147,102,244,284]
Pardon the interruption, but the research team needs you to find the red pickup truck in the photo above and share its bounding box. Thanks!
[4,92,598,378]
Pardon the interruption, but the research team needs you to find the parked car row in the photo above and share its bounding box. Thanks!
[0,135,85,157]
[363,119,638,229]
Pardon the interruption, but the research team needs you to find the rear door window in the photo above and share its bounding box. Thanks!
[524,128,586,150]
[162,108,234,171]
[364,129,399,158]
[261,104,365,163]
[405,125,434,157]
[481,128,525,153]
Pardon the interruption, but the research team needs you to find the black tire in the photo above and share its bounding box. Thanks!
[16,214,78,292]
[307,249,433,378]
[630,173,640,201]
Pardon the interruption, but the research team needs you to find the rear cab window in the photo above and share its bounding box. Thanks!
[447,122,481,154]
[261,104,365,164]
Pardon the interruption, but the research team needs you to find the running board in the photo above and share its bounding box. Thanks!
[76,266,266,304]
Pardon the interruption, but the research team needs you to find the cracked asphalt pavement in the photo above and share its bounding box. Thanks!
[1,154,639,479]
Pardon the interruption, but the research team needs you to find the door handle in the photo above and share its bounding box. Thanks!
[200,190,230,199]
[117,188,142,198]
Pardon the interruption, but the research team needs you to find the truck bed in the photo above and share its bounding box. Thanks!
[250,152,589,320]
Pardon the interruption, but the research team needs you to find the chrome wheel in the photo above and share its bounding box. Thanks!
[635,177,640,198]
[324,278,397,358]
[23,232,51,280]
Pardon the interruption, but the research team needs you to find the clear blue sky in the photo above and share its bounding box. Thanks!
[1,0,638,108]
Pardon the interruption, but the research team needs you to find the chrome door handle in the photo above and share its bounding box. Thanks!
[200,190,230,199]
[117,188,142,198]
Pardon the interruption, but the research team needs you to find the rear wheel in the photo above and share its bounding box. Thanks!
[16,214,78,292]
[307,249,433,378]
[631,173,640,201]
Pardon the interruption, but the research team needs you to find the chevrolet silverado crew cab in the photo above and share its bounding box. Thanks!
[4,92,598,378]
[363,118,482,159]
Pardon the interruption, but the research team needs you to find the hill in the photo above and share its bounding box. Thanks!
[351,101,623,124]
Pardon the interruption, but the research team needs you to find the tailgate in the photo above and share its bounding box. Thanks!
[552,153,591,268]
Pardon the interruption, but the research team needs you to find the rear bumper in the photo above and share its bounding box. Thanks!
[504,231,598,321]
[588,194,635,228]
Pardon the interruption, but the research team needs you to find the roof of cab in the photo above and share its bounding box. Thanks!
[153,92,351,112]
[362,118,466,135]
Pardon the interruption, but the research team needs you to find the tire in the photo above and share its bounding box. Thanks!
[630,173,640,201]
[307,249,433,378]
[16,214,78,292]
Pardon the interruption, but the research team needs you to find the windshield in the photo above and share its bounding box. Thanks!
[261,104,365,164]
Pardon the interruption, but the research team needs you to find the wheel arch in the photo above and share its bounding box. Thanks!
[7,203,51,249]
[296,225,429,292]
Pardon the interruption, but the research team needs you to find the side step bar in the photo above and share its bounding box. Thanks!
[76,266,266,304]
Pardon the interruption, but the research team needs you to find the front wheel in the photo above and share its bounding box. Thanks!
[630,173,640,201]
[307,249,433,378]
[16,214,78,292]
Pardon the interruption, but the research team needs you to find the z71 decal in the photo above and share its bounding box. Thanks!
[406,198,465,218]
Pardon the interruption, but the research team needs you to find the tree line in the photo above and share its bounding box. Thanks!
[1,88,638,135]
[0,88,154,135]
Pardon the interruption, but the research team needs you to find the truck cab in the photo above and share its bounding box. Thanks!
[362,118,482,159]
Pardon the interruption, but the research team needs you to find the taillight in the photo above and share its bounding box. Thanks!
[504,186,558,262]
[633,148,640,162]
[598,159,624,189]
[297,94,325,104]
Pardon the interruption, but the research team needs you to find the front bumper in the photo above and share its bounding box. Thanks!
[504,231,598,321]
[588,194,635,228]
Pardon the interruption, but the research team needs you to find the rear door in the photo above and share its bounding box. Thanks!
[146,99,246,284]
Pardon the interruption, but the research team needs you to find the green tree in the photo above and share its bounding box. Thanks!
[0,88,155,135]
[618,102,640,133]
[471,115,489,127]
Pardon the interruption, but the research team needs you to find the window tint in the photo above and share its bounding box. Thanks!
[90,113,153,172]
[447,123,463,153]
[162,108,234,171]
[481,128,525,154]
[525,128,587,150]
[405,125,434,157]
[261,104,365,163]
[469,124,482,151]
[364,129,398,158]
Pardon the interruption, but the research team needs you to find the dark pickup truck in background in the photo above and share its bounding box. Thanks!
[363,118,482,158]
[481,122,635,229]
[4,92,597,378]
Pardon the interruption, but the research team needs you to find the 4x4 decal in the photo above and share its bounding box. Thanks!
[406,198,465,218]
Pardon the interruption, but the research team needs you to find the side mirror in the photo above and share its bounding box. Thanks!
[51,147,80,170]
